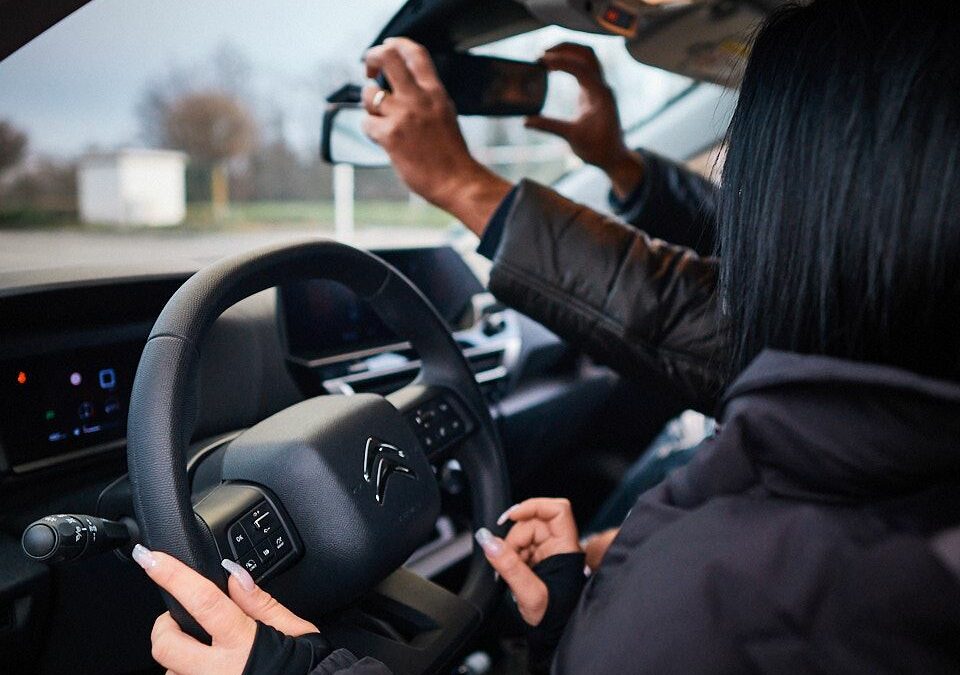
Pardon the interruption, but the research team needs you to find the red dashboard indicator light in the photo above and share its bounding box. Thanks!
[16,371,27,385]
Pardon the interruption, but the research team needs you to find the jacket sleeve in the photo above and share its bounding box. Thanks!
[487,179,726,413]
[609,149,718,257]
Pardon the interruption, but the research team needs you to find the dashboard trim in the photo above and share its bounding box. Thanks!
[10,437,125,474]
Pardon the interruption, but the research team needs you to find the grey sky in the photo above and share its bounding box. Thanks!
[0,0,696,162]
[0,0,404,157]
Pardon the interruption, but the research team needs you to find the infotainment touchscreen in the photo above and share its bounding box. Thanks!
[0,341,143,471]
[282,247,484,359]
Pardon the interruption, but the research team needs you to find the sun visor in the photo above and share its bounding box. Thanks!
[626,2,767,87]
[517,0,786,88]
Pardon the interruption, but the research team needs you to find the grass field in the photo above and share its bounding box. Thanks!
[0,199,454,231]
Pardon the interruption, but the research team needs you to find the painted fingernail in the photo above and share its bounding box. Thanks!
[496,504,518,526]
[131,544,158,570]
[475,528,503,556]
[221,559,255,592]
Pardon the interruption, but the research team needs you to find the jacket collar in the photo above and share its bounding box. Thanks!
[717,350,960,499]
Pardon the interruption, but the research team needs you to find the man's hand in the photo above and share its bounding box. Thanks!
[475,498,582,626]
[132,545,318,674]
[361,38,512,235]
[581,527,619,572]
[525,43,644,200]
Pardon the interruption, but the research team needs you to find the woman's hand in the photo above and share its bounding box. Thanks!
[131,544,318,674]
[525,43,644,199]
[361,37,512,235]
[474,498,582,626]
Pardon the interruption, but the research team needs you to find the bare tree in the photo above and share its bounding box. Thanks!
[137,41,253,147]
[163,91,257,212]
[0,120,27,177]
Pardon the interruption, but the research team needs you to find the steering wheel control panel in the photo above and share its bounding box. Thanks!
[194,483,302,584]
[227,501,294,579]
[405,395,474,456]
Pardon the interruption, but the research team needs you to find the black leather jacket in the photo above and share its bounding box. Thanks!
[485,152,724,412]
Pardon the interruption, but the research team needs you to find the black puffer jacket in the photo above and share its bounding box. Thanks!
[554,350,960,673]
[484,152,724,411]
[292,351,960,674]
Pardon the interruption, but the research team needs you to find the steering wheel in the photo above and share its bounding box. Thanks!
[126,240,511,674]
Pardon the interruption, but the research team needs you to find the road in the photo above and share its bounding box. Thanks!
[0,226,457,273]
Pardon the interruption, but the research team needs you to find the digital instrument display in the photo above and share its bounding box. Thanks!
[0,341,143,471]
[282,247,483,359]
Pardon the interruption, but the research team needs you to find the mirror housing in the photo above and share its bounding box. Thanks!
[321,105,390,167]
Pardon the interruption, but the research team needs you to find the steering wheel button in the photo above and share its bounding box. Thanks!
[272,532,289,555]
[249,510,280,542]
[241,502,271,536]
[239,553,261,575]
[228,523,251,553]
[257,541,276,562]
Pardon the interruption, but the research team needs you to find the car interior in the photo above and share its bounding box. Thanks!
[0,0,790,672]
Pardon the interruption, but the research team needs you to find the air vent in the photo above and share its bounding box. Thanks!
[324,345,507,396]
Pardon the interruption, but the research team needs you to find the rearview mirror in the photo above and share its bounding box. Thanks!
[321,52,547,166]
[321,105,390,167]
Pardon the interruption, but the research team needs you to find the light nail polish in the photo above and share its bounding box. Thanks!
[475,527,503,555]
[496,504,518,526]
[131,544,158,570]
[221,558,256,592]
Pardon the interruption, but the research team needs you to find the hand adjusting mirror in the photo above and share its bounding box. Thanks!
[321,52,546,166]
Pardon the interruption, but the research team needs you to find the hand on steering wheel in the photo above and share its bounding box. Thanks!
[127,240,511,674]
[133,544,318,674]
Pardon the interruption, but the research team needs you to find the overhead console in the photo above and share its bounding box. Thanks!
[281,247,519,403]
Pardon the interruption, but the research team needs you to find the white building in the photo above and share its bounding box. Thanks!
[78,149,187,226]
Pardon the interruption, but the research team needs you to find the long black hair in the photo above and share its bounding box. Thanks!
[718,0,960,380]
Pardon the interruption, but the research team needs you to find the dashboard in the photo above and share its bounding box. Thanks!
[0,247,504,477]
[0,244,634,674]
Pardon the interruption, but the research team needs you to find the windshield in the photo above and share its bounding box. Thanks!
[0,0,693,272]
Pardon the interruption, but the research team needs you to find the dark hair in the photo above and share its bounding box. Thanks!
[718,0,960,381]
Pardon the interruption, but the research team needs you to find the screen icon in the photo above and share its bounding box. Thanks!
[104,397,121,415]
[98,368,116,390]
[70,372,82,386]
[16,371,27,385]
